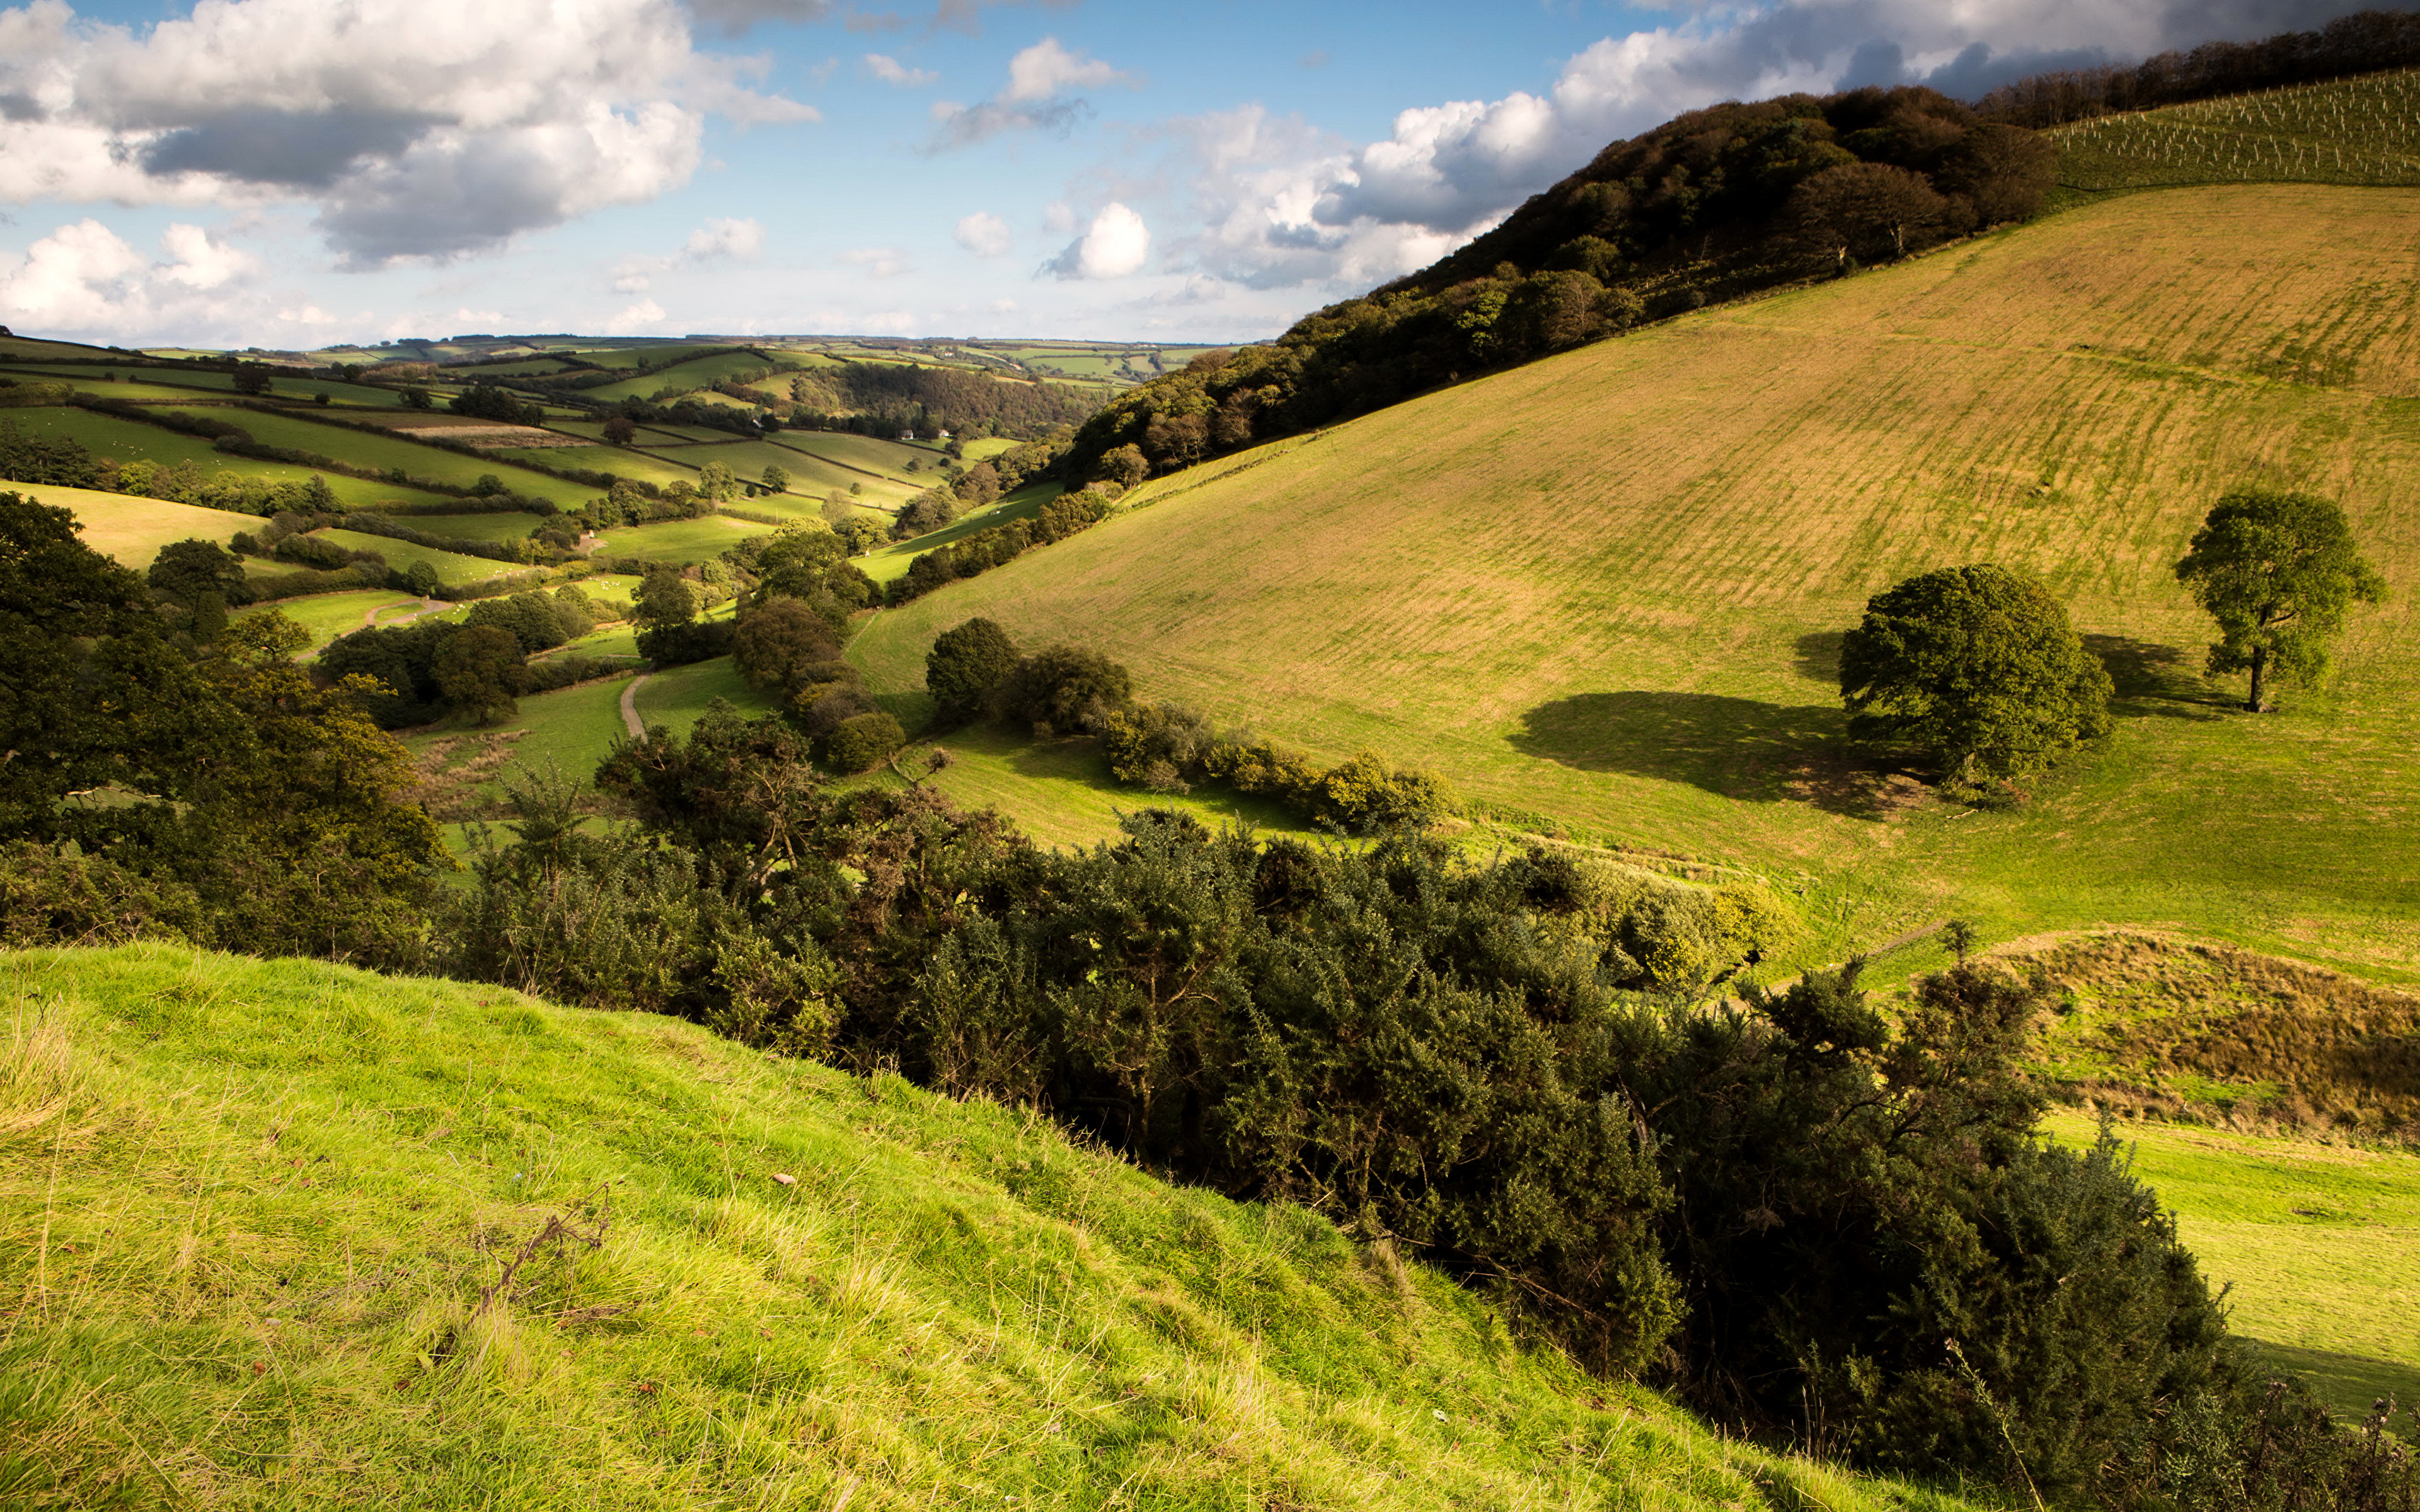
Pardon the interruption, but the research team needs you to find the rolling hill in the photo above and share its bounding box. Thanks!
[850,180,2420,980]
[0,944,1968,1511]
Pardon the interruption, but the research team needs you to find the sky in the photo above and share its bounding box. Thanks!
[0,0,2389,349]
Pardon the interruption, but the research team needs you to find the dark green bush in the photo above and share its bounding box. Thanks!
[824,709,906,773]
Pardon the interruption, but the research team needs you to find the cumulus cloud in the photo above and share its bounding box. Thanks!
[863,52,937,86]
[0,217,271,338]
[1044,202,1149,280]
[954,210,1012,256]
[930,35,1134,147]
[685,0,834,33]
[1148,0,2378,294]
[0,0,816,266]
[605,297,669,333]
[841,246,908,278]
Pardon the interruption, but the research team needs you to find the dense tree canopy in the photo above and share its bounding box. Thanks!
[2174,488,2386,713]
[1840,564,2112,781]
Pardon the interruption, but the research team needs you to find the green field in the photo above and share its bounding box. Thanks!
[2,481,261,570]
[0,944,1959,1511]
[538,443,698,490]
[2054,69,2420,190]
[579,350,774,402]
[314,530,516,586]
[563,341,729,370]
[238,589,427,650]
[409,670,642,805]
[768,430,935,480]
[630,655,777,733]
[401,510,549,542]
[0,406,458,510]
[847,183,2420,983]
[2042,1110,2420,1424]
[11,362,418,406]
[592,513,770,564]
[157,408,594,508]
[0,370,226,403]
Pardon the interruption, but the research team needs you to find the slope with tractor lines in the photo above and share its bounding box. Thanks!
[850,183,2420,977]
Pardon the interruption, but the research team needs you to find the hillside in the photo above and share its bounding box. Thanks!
[851,181,2420,979]
[0,944,1965,1511]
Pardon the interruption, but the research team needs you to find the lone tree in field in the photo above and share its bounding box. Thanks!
[1839,564,2112,782]
[2174,488,2386,713]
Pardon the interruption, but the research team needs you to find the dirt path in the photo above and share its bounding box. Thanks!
[619,673,650,738]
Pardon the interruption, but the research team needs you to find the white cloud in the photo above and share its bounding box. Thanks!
[0,0,816,266]
[0,217,272,338]
[1003,37,1131,103]
[1044,202,1149,280]
[684,215,766,260]
[954,210,1011,257]
[841,246,908,278]
[929,34,1135,147]
[863,52,938,87]
[605,297,667,333]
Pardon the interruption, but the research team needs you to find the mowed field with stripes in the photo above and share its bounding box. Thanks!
[853,182,2420,976]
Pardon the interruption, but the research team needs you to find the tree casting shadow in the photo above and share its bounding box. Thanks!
[1512,691,1913,820]
[2083,635,2229,721]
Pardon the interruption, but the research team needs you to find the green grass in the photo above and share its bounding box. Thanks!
[563,342,729,370]
[535,444,699,491]
[1,481,261,570]
[0,944,1976,1511]
[579,352,775,403]
[11,363,418,407]
[156,409,592,509]
[844,183,2420,982]
[592,514,770,564]
[410,672,642,800]
[2041,1110,2420,1424]
[399,512,548,543]
[237,590,424,650]
[0,406,458,511]
[2053,69,2420,190]
[630,656,776,733]
[767,431,933,481]
[857,481,1064,585]
[313,530,514,586]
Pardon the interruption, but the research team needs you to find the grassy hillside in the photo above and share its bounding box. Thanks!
[0,406,457,511]
[849,182,2420,980]
[2053,69,2420,190]
[0,944,1969,1511]
[2041,1110,2420,1424]
[4,481,260,570]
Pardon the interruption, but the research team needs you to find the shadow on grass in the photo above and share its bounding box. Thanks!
[1512,691,1916,820]
[2086,634,2230,721]
[2239,1337,2420,1431]
[1792,630,1843,685]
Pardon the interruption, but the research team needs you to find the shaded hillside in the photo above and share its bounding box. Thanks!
[1064,86,2054,484]
[851,183,2420,980]
[0,943,1969,1511]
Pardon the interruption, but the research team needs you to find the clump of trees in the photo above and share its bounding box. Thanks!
[1840,563,2112,786]
[923,618,1460,833]
[320,584,617,727]
[887,488,1115,603]
[2175,488,2385,713]
[1976,7,2420,126]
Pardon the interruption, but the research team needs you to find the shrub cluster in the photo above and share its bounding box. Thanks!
[887,489,1114,604]
[320,585,618,726]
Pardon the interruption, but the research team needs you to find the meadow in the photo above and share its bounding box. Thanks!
[13,362,417,406]
[848,182,2420,981]
[2053,69,2420,190]
[592,513,770,564]
[2041,1110,2420,1424]
[239,590,441,650]
[0,944,1972,1511]
[580,351,778,403]
[313,530,517,586]
[857,479,1065,585]
[3,481,260,570]
[0,406,458,510]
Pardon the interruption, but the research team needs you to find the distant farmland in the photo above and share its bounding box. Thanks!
[2053,69,2420,189]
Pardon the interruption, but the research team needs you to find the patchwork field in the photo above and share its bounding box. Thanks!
[2054,69,2420,190]
[3,481,261,570]
[592,513,771,564]
[238,589,434,650]
[850,182,2420,979]
[155,408,593,508]
[858,479,1065,585]
[0,406,456,510]
[313,529,519,585]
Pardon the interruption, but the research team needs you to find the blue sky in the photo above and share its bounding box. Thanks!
[0,0,2381,348]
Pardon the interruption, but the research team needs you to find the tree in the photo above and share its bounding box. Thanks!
[760,464,790,493]
[1783,162,1964,272]
[401,386,432,410]
[994,644,1132,734]
[435,624,524,725]
[2174,488,2387,713]
[824,709,906,774]
[601,415,638,445]
[405,559,442,597]
[633,564,699,633]
[1839,564,2112,781]
[925,617,1020,724]
[146,539,246,611]
[230,364,273,396]
[698,461,738,506]
[733,597,843,698]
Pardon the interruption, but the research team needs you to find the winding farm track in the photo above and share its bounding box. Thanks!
[619,673,650,737]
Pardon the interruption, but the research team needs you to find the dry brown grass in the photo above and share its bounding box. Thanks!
[851,184,2420,975]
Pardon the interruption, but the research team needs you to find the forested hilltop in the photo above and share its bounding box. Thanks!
[1063,6,2420,488]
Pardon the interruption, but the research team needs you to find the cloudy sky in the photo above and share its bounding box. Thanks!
[0,0,2382,348]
